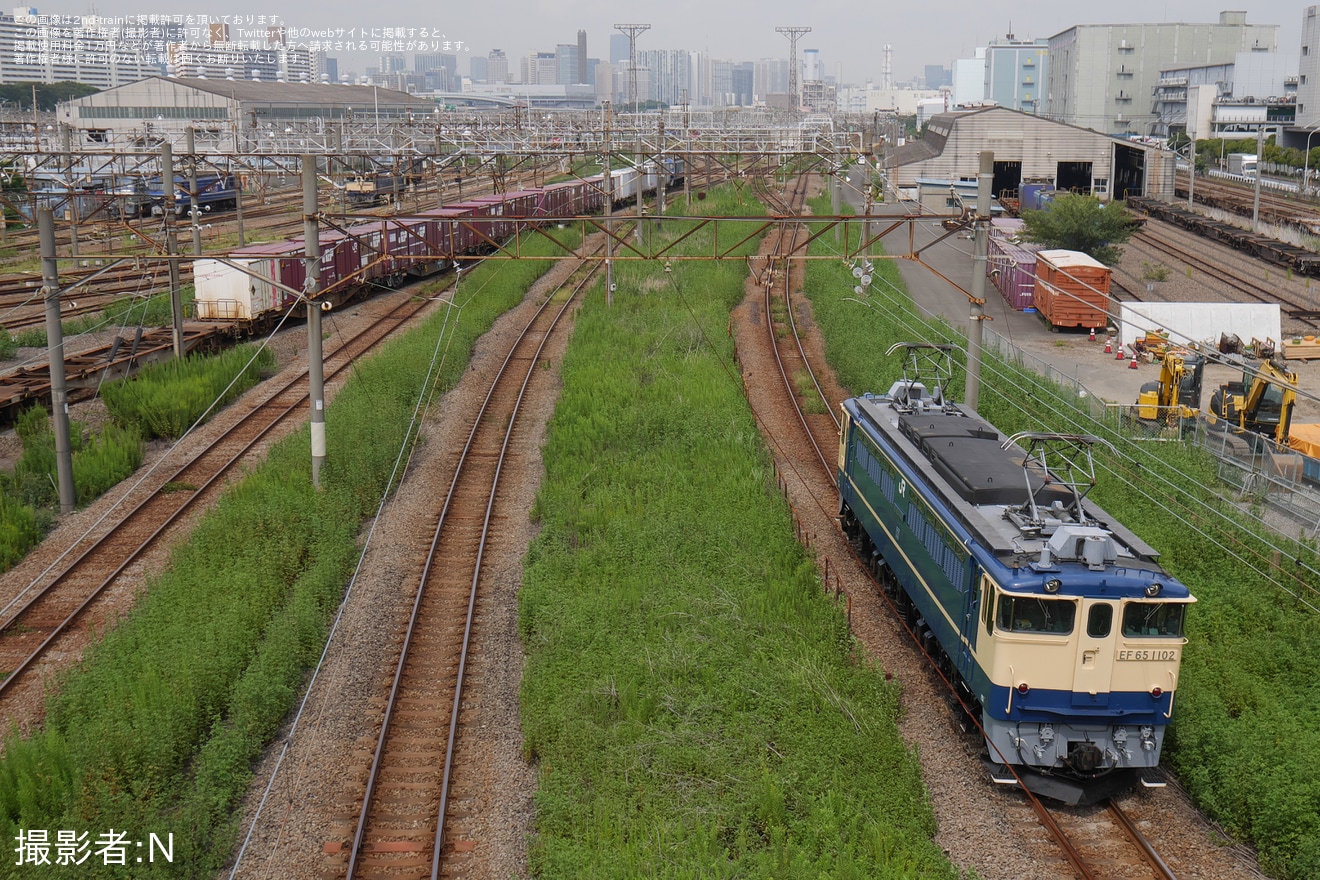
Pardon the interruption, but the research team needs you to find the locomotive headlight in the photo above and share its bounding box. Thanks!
[1145,582,1162,597]
[1044,578,1062,593]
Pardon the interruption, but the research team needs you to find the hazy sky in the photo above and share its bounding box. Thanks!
[41,1,1312,82]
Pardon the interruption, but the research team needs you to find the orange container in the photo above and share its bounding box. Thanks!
[1032,249,1112,331]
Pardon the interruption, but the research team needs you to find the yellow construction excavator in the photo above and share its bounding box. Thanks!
[1206,354,1299,445]
[1136,348,1206,428]
[1136,348,1302,446]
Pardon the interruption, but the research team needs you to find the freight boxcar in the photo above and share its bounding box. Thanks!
[1033,249,1111,331]
[988,237,1041,310]
[193,230,359,322]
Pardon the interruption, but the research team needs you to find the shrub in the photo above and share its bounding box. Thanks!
[100,344,276,439]
[0,231,581,876]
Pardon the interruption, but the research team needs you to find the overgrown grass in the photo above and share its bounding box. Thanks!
[519,187,955,877]
[802,193,1320,879]
[100,343,276,439]
[0,230,581,879]
[12,405,144,509]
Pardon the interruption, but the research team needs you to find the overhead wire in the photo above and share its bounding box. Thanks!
[229,277,467,878]
[834,229,1320,611]
[0,295,300,624]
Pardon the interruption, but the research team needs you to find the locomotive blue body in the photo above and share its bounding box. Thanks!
[145,173,238,217]
[837,344,1194,804]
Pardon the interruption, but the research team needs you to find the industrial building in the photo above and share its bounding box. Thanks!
[884,106,1169,210]
[1296,6,1320,129]
[984,37,1049,114]
[1151,52,1297,139]
[1045,11,1278,137]
[55,76,436,149]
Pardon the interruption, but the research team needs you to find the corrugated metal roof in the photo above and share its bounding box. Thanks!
[888,128,945,165]
[1038,249,1108,269]
[138,75,435,106]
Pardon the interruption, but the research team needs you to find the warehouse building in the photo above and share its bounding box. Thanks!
[885,105,1170,210]
[55,76,436,149]
[1045,11,1277,137]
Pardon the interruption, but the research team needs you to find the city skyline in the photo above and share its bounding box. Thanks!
[32,1,1310,85]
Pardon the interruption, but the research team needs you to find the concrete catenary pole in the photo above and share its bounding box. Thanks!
[604,102,614,306]
[38,208,75,514]
[1252,126,1264,233]
[303,157,326,489]
[61,124,78,258]
[832,168,840,241]
[656,117,665,230]
[160,141,185,359]
[965,150,993,410]
[186,126,203,254]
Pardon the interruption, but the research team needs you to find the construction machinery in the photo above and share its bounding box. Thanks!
[1206,353,1299,445]
[1136,347,1206,428]
[1134,347,1303,446]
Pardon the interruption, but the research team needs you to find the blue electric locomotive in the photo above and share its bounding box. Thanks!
[837,343,1195,804]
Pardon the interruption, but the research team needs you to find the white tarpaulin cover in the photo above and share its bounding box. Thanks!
[1116,302,1281,350]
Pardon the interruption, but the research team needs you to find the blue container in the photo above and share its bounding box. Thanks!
[1022,183,1057,212]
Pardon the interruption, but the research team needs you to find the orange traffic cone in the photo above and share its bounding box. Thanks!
[1129,353,1139,369]
[1104,337,1113,353]
[1116,344,1126,361]
[1089,327,1096,342]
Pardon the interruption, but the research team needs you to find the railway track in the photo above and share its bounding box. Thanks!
[751,173,836,476]
[0,284,439,712]
[1040,800,1178,880]
[1133,225,1320,326]
[1176,171,1320,234]
[0,161,561,267]
[0,163,593,334]
[336,235,610,879]
[748,176,1185,880]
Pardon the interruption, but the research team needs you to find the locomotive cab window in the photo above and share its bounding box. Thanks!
[996,595,1076,634]
[1122,602,1186,638]
[1087,603,1113,638]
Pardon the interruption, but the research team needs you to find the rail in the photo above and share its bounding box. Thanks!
[0,290,436,709]
[343,235,615,878]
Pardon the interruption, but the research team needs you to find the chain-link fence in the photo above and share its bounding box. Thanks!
[984,326,1320,535]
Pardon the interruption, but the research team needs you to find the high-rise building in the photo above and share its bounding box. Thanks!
[610,34,629,64]
[1046,10,1276,135]
[593,60,617,103]
[923,64,951,89]
[803,48,821,82]
[469,55,487,83]
[951,51,986,107]
[731,63,753,106]
[638,48,691,106]
[985,37,1048,113]
[754,57,789,102]
[556,44,577,85]
[577,29,587,85]
[487,49,508,84]
[414,53,443,73]
[1300,6,1320,127]
[523,51,557,85]
[281,47,325,83]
